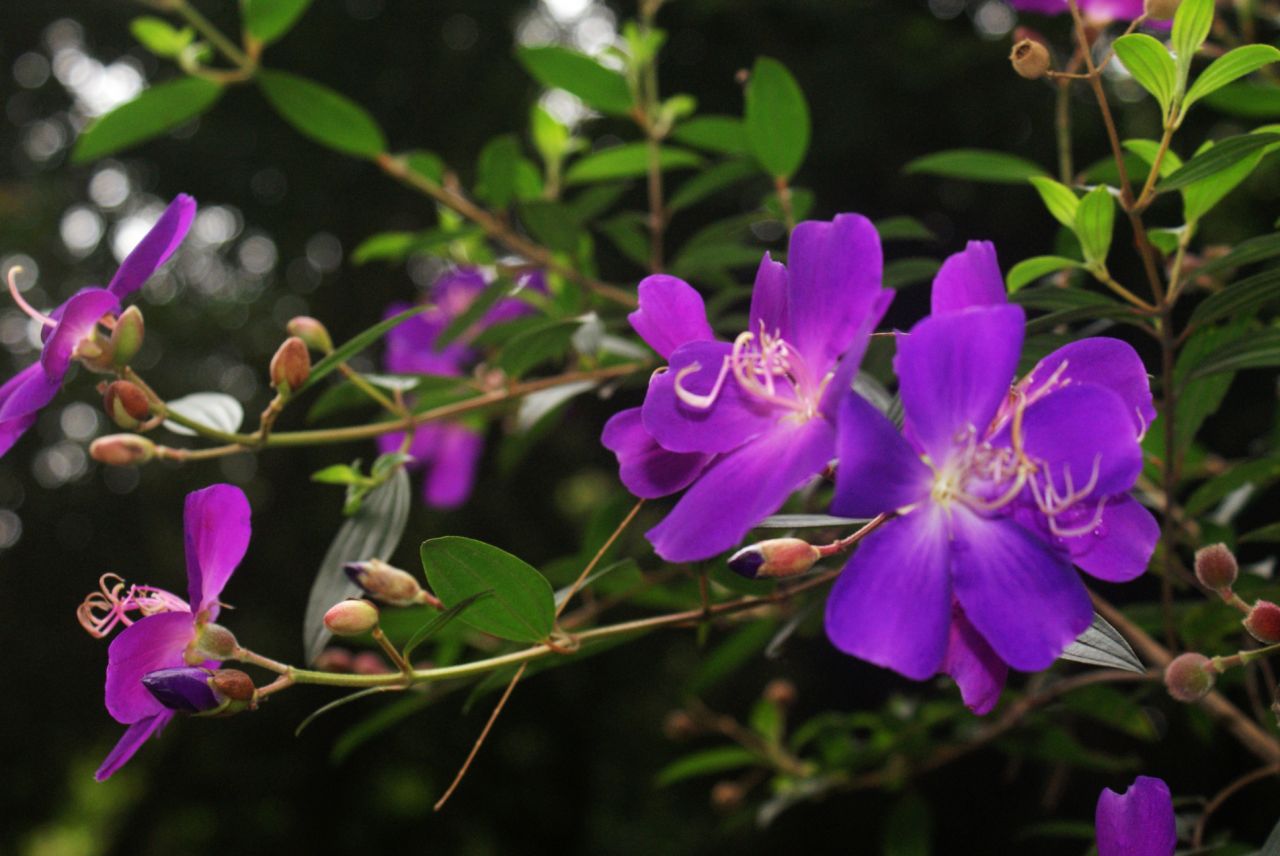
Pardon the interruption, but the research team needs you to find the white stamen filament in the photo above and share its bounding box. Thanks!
[6,266,56,329]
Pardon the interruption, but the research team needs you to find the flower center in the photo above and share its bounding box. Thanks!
[76,573,189,639]
[6,266,56,329]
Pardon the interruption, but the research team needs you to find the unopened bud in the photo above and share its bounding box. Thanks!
[190,622,239,660]
[344,559,426,607]
[323,598,379,636]
[1245,601,1280,644]
[103,380,150,429]
[352,651,392,675]
[1164,652,1217,702]
[1010,38,1051,80]
[286,316,333,353]
[1195,543,1238,591]
[1145,0,1180,19]
[90,434,156,466]
[313,647,355,672]
[662,710,698,741]
[763,678,797,708]
[111,306,145,367]
[728,538,821,580]
[73,335,115,373]
[209,668,256,703]
[142,666,225,714]
[269,336,311,396]
[710,781,745,813]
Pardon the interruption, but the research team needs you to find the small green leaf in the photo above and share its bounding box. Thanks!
[667,158,757,213]
[1185,454,1280,517]
[671,115,748,155]
[311,463,364,486]
[516,45,632,115]
[1113,34,1177,116]
[257,70,386,159]
[654,747,758,788]
[1182,140,1265,222]
[129,17,194,57]
[1204,81,1280,119]
[401,591,492,662]
[744,57,810,180]
[294,686,394,738]
[1074,186,1115,267]
[530,104,570,166]
[1007,256,1083,293]
[1028,176,1080,228]
[519,200,582,253]
[475,134,521,209]
[405,150,445,183]
[72,77,223,163]
[497,318,581,378]
[565,143,702,185]
[1123,139,1184,177]
[1185,44,1280,112]
[1171,0,1214,80]
[874,216,936,242]
[241,0,312,46]
[300,305,428,393]
[904,149,1046,184]
[419,536,555,643]
[1159,132,1280,191]
[884,257,941,289]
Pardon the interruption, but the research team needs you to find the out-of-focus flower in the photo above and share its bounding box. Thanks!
[1095,776,1176,856]
[1009,0,1147,20]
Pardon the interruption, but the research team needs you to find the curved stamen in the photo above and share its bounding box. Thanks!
[6,266,56,329]
[76,573,189,639]
[1049,495,1109,538]
[673,358,732,410]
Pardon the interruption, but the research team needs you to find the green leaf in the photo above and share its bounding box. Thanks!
[1171,0,1214,81]
[241,0,312,46]
[257,69,386,159]
[667,158,757,213]
[1241,522,1280,543]
[1123,139,1184,177]
[874,216,935,242]
[1173,319,1249,450]
[350,227,476,265]
[474,134,521,209]
[519,200,581,254]
[299,305,428,393]
[129,17,194,57]
[435,278,515,350]
[497,318,581,378]
[530,104,570,166]
[565,143,702,185]
[311,463,363,486]
[1185,455,1280,517]
[1061,686,1156,740]
[654,747,758,787]
[1182,140,1265,222]
[687,622,775,695]
[1113,34,1177,116]
[884,258,941,289]
[1204,81,1280,119]
[904,149,1046,184]
[294,686,395,738]
[1074,186,1115,267]
[405,150,445,183]
[419,536,555,643]
[1013,286,1133,334]
[72,77,223,163]
[1007,256,1083,293]
[516,45,632,115]
[1183,327,1280,381]
[670,115,748,155]
[1185,44,1280,112]
[670,242,763,277]
[1193,232,1280,280]
[598,213,650,268]
[1157,132,1280,191]
[1028,176,1080,228]
[744,57,810,180]
[401,591,492,662]
[1187,266,1280,326]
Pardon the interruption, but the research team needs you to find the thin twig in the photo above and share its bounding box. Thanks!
[434,662,528,810]
[1192,763,1280,848]
[554,499,645,621]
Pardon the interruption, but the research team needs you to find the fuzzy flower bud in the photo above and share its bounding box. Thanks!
[1245,601,1280,645]
[1010,38,1051,80]
[313,647,355,672]
[662,710,698,741]
[90,434,156,466]
[1145,0,1180,20]
[344,559,426,607]
[1195,543,1238,591]
[269,336,311,396]
[190,622,239,660]
[209,668,256,703]
[142,667,225,714]
[110,306,145,367]
[710,781,745,813]
[763,678,797,708]
[103,381,150,429]
[286,316,333,353]
[728,538,821,579]
[352,651,392,675]
[324,599,379,636]
[1164,652,1217,702]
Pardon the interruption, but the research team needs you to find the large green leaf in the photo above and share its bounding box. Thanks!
[1188,266,1280,326]
[419,536,555,643]
[1007,256,1083,293]
[299,305,428,393]
[516,45,632,115]
[670,115,748,155]
[1183,327,1280,381]
[1113,34,1177,117]
[1193,232,1280,279]
[1157,132,1280,191]
[257,70,386,158]
[1204,81,1280,119]
[744,57,810,180]
[1171,0,1214,82]
[1028,176,1080,228]
[565,143,702,185]
[1182,140,1265,222]
[497,318,581,378]
[1123,138,1184,177]
[72,77,223,163]
[1184,44,1280,112]
[904,149,1046,184]
[241,0,312,45]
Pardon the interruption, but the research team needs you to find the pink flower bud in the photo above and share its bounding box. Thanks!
[344,559,426,607]
[352,651,392,675]
[90,434,156,466]
[110,306,145,367]
[269,336,311,395]
[1244,601,1280,645]
[286,316,333,353]
[313,647,355,672]
[1164,652,1216,702]
[728,538,821,579]
[1194,543,1238,591]
[323,599,379,636]
[103,380,150,429]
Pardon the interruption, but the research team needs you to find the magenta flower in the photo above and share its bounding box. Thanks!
[1009,0,1148,20]
[825,241,1157,713]
[1096,776,1176,856]
[377,267,544,508]
[0,194,195,457]
[85,483,251,781]
[602,215,892,562]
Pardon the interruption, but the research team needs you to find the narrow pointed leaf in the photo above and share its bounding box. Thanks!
[72,77,223,163]
[1007,256,1084,293]
[1113,34,1177,116]
[257,70,386,159]
[1185,44,1280,111]
[1158,133,1280,191]
[1184,328,1280,381]
[299,305,428,393]
[1187,266,1280,326]
[1028,176,1080,228]
[401,591,493,661]
[1171,0,1214,79]
[294,686,396,738]
[565,144,702,185]
[904,149,1046,184]
[671,115,748,155]
[1074,186,1115,266]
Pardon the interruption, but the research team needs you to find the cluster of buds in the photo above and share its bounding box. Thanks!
[142,666,256,716]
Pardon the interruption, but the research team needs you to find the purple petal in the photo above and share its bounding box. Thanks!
[183,483,251,615]
[818,288,895,419]
[95,713,171,781]
[824,507,952,680]
[941,606,1008,715]
[40,288,120,381]
[420,423,484,509]
[1022,337,1156,437]
[1064,495,1159,583]
[950,509,1092,671]
[748,254,790,340]
[602,407,711,499]
[831,392,930,518]
[786,214,885,372]
[930,241,1006,315]
[104,611,195,724]
[641,340,780,455]
[1096,776,1176,856]
[628,275,718,359]
[896,305,1025,464]
[382,302,469,376]
[0,364,61,456]
[646,417,835,562]
[107,194,196,299]
[142,666,221,713]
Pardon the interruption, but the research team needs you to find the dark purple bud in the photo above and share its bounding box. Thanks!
[142,666,224,714]
[728,538,820,579]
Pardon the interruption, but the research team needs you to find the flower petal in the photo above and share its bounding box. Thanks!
[831,392,930,518]
[0,364,61,456]
[40,288,120,381]
[950,508,1091,671]
[1023,337,1155,437]
[818,288,894,419]
[896,304,1025,464]
[930,241,1006,315]
[628,275,717,359]
[1095,776,1176,856]
[941,606,1008,715]
[646,417,834,562]
[748,254,790,340]
[420,423,484,509]
[602,407,711,499]
[107,194,196,299]
[824,506,952,680]
[1063,495,1159,583]
[94,712,172,782]
[183,483,251,615]
[104,611,195,724]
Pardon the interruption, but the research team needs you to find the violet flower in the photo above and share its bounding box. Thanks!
[0,194,195,457]
[1096,776,1176,856]
[1009,0,1148,21]
[82,483,251,781]
[376,267,545,508]
[825,241,1157,713]
[603,214,892,562]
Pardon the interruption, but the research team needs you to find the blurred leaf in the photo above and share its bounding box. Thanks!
[435,278,515,350]
[1185,455,1280,517]
[1204,81,1280,118]
[350,226,478,265]
[1184,45,1280,112]
[257,70,386,158]
[295,686,395,738]
[1241,522,1280,543]
[744,56,810,180]
[671,243,763,277]
[565,143,702,185]
[654,747,758,787]
[1158,133,1280,191]
[331,692,436,763]
[882,793,932,856]
[1124,139,1184,177]
[1058,612,1145,673]
[475,134,521,208]
[1021,726,1138,772]
[687,621,776,695]
[884,258,941,289]
[1171,0,1213,80]
[300,305,428,393]
[241,0,312,45]
[72,77,223,163]
[401,591,492,661]
[749,698,783,744]
[1187,267,1280,326]
[1174,319,1249,450]
[520,200,581,253]
[671,115,748,155]
[1075,186,1115,267]
[163,392,244,437]
[1183,327,1280,381]
[516,45,632,115]
[311,463,363,485]
[497,318,581,378]
[1192,232,1280,280]
[1013,286,1134,335]
[668,159,757,213]
[874,216,936,242]
[530,104,571,166]
[1007,256,1083,293]
[598,213,650,268]
[756,514,865,529]
[904,149,1046,184]
[405,149,445,183]
[129,17,194,57]
[420,537,555,643]
[1028,176,1080,228]
[1261,816,1280,855]
[764,187,814,222]
[1062,685,1157,741]
[1114,34,1177,116]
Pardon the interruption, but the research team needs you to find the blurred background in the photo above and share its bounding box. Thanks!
[1,1,1277,853]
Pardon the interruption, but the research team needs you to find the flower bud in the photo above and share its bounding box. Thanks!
[710,781,745,813]
[1245,601,1280,644]
[344,559,426,607]
[142,666,225,714]
[269,336,311,396]
[286,316,333,353]
[111,306,145,367]
[352,651,392,675]
[1164,652,1216,702]
[90,434,156,466]
[313,647,355,672]
[103,380,150,429]
[190,622,239,660]
[728,538,821,580]
[763,678,797,708]
[323,598,379,636]
[209,668,256,703]
[73,335,116,373]
[1010,39,1051,80]
[662,710,698,741]
[1195,543,1238,591]
[1145,0,1180,19]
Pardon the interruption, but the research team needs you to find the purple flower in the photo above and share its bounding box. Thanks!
[0,194,195,457]
[377,267,544,508]
[141,667,224,714]
[825,242,1157,713]
[88,483,251,781]
[602,215,893,562]
[1096,776,1176,856]
[1009,0,1148,20]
